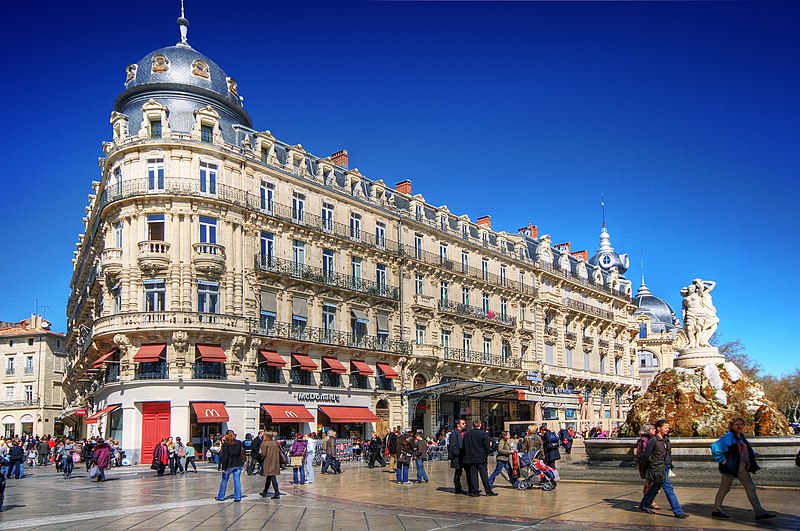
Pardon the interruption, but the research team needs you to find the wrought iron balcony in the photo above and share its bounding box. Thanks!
[256,365,281,383]
[437,299,516,327]
[375,375,394,391]
[0,399,40,409]
[105,364,120,383]
[251,320,410,355]
[255,255,398,300]
[320,371,342,388]
[544,326,558,337]
[193,361,227,380]
[350,374,370,389]
[441,346,522,369]
[134,362,169,380]
[290,369,313,386]
[565,299,613,320]
[598,339,610,349]
[565,331,577,341]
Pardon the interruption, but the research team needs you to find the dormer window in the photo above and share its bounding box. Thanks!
[201,124,213,143]
[440,216,447,231]
[151,54,169,73]
[149,119,162,139]
[415,205,423,221]
[191,59,210,79]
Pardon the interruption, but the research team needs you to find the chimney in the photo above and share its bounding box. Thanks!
[477,216,491,229]
[330,149,348,168]
[571,250,589,261]
[518,223,538,238]
[395,179,412,195]
[554,242,571,254]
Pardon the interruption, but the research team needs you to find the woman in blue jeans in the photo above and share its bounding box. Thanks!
[289,433,307,484]
[215,430,245,502]
[488,431,513,488]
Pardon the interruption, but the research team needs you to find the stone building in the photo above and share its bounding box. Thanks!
[62,13,641,463]
[0,316,67,437]
[633,281,680,392]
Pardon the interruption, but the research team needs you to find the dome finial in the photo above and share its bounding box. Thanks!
[177,0,190,46]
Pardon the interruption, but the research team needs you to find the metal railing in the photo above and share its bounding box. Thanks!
[251,320,409,355]
[437,299,516,327]
[256,365,281,383]
[193,361,227,380]
[441,346,522,368]
[255,255,398,300]
[350,374,370,389]
[375,375,394,391]
[134,362,169,380]
[320,371,342,388]
[290,369,313,386]
[566,299,613,320]
[0,399,40,409]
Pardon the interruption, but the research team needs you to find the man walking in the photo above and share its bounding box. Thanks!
[463,420,496,497]
[37,437,50,467]
[639,419,689,519]
[447,419,471,495]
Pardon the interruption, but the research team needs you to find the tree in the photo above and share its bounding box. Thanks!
[711,335,761,378]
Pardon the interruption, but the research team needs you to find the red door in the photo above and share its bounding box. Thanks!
[141,402,171,464]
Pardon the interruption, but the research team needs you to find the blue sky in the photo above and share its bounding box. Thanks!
[1,1,797,375]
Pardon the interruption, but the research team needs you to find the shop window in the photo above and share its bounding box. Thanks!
[565,409,577,420]
[543,408,558,421]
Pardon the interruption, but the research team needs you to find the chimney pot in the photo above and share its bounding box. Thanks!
[330,149,349,169]
[477,216,491,229]
[395,180,412,195]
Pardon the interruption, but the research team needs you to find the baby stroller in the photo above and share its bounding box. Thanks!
[514,450,559,491]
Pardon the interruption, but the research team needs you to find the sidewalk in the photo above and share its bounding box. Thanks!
[0,460,797,530]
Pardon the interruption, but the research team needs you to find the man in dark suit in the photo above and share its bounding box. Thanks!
[447,419,472,495]
[463,419,497,497]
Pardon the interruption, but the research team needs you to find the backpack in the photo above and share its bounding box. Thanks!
[544,431,560,451]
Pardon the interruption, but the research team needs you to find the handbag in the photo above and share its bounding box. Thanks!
[397,452,411,465]
[72,453,82,463]
[291,456,304,467]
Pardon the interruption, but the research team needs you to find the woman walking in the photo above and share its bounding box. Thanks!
[216,430,244,502]
[91,439,112,482]
[59,437,76,479]
[488,431,513,489]
[184,443,197,473]
[710,418,776,521]
[259,431,281,499]
[636,424,660,510]
[289,433,307,485]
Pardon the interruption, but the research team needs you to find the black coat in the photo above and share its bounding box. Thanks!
[463,428,490,465]
[219,439,245,471]
[447,430,465,468]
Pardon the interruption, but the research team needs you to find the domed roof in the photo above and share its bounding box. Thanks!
[634,283,678,332]
[123,43,243,109]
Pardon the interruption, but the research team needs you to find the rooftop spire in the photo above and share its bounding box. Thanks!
[641,248,646,287]
[177,0,190,46]
[601,193,606,228]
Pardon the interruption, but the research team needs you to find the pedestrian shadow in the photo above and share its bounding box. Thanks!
[435,487,470,495]
[0,504,26,511]
[602,498,797,528]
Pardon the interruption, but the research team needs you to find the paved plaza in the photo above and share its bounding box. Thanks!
[1,459,798,531]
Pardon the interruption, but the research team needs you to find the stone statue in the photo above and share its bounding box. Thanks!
[677,278,723,368]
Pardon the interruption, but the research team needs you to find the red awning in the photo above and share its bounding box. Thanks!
[517,389,529,401]
[376,363,399,379]
[318,406,379,423]
[197,344,226,362]
[133,344,166,362]
[84,404,120,425]
[350,360,374,376]
[261,404,315,423]
[92,348,118,369]
[292,353,317,371]
[192,402,230,423]
[259,350,286,367]
[322,357,347,374]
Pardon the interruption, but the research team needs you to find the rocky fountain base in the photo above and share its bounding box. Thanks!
[584,361,797,464]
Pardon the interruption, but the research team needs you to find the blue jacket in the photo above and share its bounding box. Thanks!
[710,431,760,476]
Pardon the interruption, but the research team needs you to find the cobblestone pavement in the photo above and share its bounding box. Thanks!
[1,459,797,530]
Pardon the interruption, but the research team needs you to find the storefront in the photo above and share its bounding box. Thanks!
[260,403,314,439]
[84,404,121,438]
[316,405,379,440]
[190,401,229,458]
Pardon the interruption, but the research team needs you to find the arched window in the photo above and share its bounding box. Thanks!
[600,387,608,403]
[584,385,592,399]
[638,351,660,370]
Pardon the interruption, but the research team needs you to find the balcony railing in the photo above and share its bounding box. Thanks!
[105,364,120,383]
[256,365,281,383]
[350,373,370,389]
[598,339,610,349]
[565,331,577,341]
[193,361,227,380]
[255,255,398,300]
[437,299,516,327]
[93,311,248,336]
[290,369,313,386]
[251,320,409,355]
[320,371,342,388]
[0,399,40,409]
[566,299,613,320]
[441,347,522,369]
[376,375,394,391]
[544,326,558,337]
[134,362,169,380]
